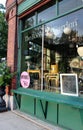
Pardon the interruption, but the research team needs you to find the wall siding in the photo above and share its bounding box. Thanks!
[18,0,41,15]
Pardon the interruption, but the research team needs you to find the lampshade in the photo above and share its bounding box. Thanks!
[25,56,31,60]
[46,32,53,39]
[45,27,53,39]
[63,27,71,35]
[77,46,83,57]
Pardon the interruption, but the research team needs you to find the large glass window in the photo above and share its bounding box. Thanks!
[59,0,83,15]
[22,13,35,30]
[21,9,83,94]
[22,0,56,30]
[43,9,83,93]
[22,0,83,30]
[38,0,56,23]
[21,26,42,89]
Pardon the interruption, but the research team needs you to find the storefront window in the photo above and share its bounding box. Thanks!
[21,9,83,94]
[59,0,83,15]
[22,13,35,30]
[38,0,56,23]
[45,9,83,47]
[21,26,42,89]
[43,9,83,93]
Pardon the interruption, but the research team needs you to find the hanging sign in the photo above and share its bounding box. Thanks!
[20,71,30,88]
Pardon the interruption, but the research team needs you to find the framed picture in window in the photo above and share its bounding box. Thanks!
[60,73,79,96]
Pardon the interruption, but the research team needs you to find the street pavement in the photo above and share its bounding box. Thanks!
[0,110,63,130]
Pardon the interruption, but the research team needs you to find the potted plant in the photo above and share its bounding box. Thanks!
[4,64,16,94]
[0,61,7,112]
[0,61,16,111]
[3,67,12,95]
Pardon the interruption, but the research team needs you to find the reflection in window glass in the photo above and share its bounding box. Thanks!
[45,9,83,46]
[22,14,35,30]
[21,27,42,89]
[38,1,56,23]
[59,0,83,15]
[21,9,83,94]
[44,9,83,74]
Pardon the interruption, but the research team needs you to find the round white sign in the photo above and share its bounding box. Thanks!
[20,71,30,88]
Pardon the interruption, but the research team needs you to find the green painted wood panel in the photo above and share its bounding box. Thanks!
[36,99,57,124]
[46,102,57,124]
[13,88,83,129]
[58,104,83,130]
[20,95,34,115]
[36,99,46,119]
[12,88,83,109]
[18,0,41,15]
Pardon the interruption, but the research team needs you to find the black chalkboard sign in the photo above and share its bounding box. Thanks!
[60,74,79,96]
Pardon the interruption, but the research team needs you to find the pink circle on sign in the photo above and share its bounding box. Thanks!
[20,71,30,88]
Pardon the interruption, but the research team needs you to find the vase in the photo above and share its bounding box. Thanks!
[5,85,10,95]
[0,86,7,112]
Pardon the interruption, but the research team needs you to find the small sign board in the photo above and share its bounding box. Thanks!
[20,71,30,88]
[60,73,79,96]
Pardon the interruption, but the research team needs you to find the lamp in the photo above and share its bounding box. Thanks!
[25,55,31,60]
[77,46,83,57]
[63,27,71,35]
[45,27,53,39]
[25,56,31,70]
